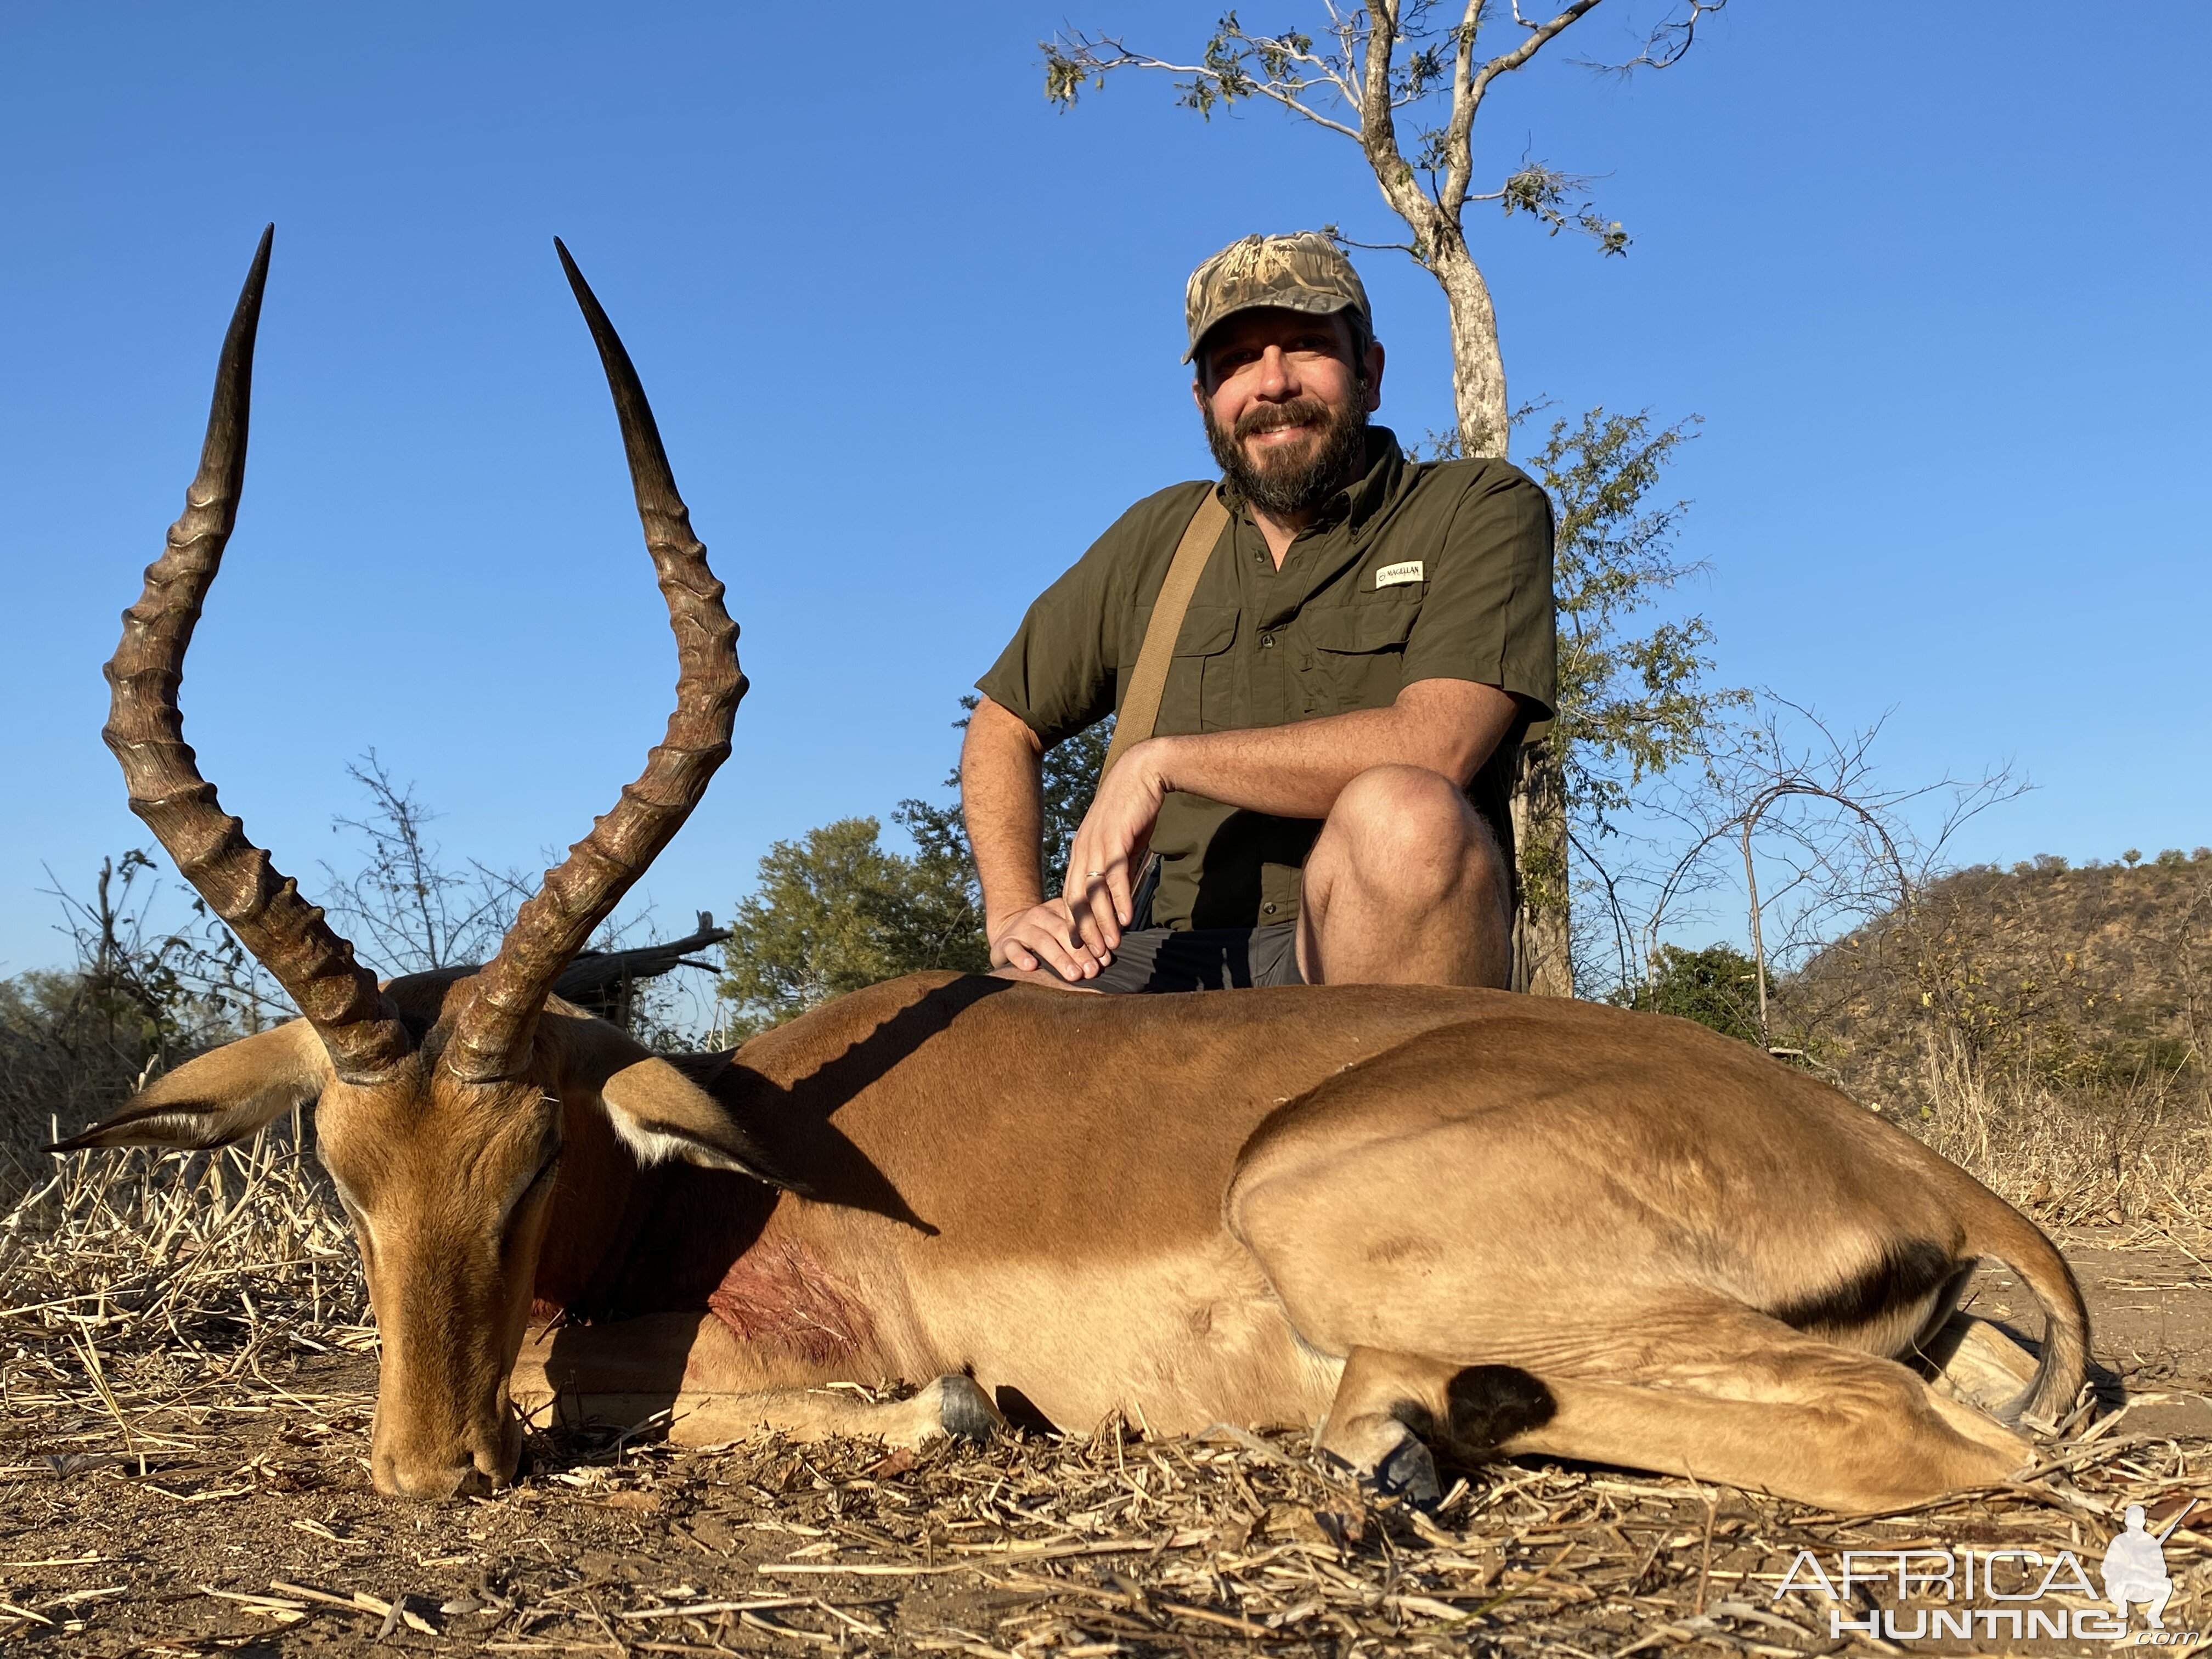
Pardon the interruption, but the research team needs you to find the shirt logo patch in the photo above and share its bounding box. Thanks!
[1374,560,1425,589]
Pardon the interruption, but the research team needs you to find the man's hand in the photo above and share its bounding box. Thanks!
[989,896,1113,981]
[966,696,1113,981]
[1063,738,1170,956]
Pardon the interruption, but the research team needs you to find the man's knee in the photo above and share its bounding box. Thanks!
[1324,765,1499,906]
[1330,764,1469,839]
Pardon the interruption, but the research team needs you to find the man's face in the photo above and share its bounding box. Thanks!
[1192,307,1385,517]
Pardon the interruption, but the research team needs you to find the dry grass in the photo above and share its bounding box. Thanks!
[0,1118,373,1462]
[1904,1036,2212,1233]
[0,1367,2205,1654]
[450,1416,2207,1656]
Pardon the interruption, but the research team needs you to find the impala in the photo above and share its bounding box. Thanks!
[58,230,2089,1510]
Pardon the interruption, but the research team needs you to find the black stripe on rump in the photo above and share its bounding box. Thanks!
[1770,1238,1956,1334]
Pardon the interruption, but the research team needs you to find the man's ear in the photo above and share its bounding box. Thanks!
[598,1054,812,1193]
[47,1021,332,1152]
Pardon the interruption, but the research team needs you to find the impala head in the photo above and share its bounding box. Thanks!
[53,227,768,1498]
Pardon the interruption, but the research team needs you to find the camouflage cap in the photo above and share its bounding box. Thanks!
[1183,232,1371,364]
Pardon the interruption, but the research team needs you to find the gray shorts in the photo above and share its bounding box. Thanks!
[1088,923,1306,994]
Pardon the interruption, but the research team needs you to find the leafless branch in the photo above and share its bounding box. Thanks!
[1628,701,2029,1018]
[1323,224,1424,257]
[1458,0,1607,153]
[319,753,529,977]
[1568,822,1640,996]
[1575,0,1730,76]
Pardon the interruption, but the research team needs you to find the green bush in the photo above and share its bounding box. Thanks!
[1622,943,1769,1047]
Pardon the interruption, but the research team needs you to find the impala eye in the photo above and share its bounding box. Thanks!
[524,1147,562,1197]
[503,1147,562,1240]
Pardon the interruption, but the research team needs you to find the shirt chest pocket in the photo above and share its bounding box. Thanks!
[1159,604,1239,735]
[1302,597,1417,713]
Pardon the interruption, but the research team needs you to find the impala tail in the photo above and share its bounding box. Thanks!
[1962,1188,2091,1427]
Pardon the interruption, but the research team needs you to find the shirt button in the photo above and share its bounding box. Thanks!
[1259,633,1276,648]
[1263,902,1278,915]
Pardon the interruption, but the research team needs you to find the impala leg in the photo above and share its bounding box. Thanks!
[510,1313,1003,1450]
[1497,1374,2026,1511]
[1915,1310,2042,1414]
[1313,1347,1556,1503]
[1307,1312,2032,1513]
[1497,1307,2033,1512]
[668,1373,1004,1449]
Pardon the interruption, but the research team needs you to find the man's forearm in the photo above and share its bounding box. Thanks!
[1137,679,1519,819]
[960,696,1049,927]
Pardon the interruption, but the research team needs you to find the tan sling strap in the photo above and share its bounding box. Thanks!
[1099,486,1231,778]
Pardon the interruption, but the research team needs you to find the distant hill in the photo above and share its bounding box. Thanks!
[1781,848,2211,1115]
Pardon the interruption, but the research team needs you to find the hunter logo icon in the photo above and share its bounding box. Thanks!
[2104,1500,2193,1630]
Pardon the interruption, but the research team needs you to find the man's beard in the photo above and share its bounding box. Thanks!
[1203,392,1369,517]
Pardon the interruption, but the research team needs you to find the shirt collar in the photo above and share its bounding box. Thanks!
[1340,426,1404,533]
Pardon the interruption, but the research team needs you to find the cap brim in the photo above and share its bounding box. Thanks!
[1183,292,1359,363]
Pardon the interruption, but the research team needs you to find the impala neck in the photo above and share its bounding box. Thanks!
[531,1093,781,1324]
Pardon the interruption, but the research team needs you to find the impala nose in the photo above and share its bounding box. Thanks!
[370,1387,525,1497]
[373,1422,519,1500]
[374,1447,499,1500]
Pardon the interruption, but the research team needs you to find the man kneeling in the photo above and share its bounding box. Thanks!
[962,232,1556,994]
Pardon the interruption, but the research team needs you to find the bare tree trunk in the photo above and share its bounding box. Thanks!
[1428,233,1510,461]
[1426,230,1568,994]
[1356,15,1567,996]
[1509,737,1573,996]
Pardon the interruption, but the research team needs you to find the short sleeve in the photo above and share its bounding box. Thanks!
[974,558,1116,749]
[976,483,1218,749]
[1398,466,1558,735]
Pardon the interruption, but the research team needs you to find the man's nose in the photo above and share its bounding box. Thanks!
[1252,344,1296,396]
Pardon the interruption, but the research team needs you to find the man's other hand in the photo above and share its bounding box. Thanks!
[989,897,1112,981]
[1063,739,1169,958]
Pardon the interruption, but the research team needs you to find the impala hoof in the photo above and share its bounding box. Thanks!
[1369,1435,1443,1507]
[1319,1424,1443,1509]
[934,1375,1003,1443]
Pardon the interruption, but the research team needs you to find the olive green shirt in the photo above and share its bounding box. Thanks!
[977,428,1556,933]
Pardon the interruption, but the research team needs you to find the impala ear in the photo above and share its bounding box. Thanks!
[46,1021,332,1152]
[597,1054,810,1192]
[536,1009,812,1193]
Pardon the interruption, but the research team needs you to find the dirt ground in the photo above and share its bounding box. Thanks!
[2,1228,2207,1658]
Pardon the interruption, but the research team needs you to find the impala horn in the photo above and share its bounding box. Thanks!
[442,240,745,1083]
[104,225,412,1084]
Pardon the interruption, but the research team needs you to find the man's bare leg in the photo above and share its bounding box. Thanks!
[1297,764,1510,988]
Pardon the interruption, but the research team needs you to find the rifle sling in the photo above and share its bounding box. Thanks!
[1099,488,1230,778]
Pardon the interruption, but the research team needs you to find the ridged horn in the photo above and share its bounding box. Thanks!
[102,225,411,1084]
[442,240,745,1083]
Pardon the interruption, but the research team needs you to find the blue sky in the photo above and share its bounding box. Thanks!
[2,2,2206,975]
